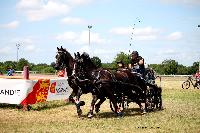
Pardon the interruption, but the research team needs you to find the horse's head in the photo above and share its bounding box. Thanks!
[74,52,96,79]
[74,52,86,79]
[55,46,67,70]
[55,46,74,76]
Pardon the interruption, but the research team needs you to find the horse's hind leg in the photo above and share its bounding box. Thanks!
[136,101,146,114]
[87,95,98,118]
[109,94,123,117]
[95,97,106,113]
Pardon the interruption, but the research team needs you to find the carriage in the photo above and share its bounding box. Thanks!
[109,70,162,112]
[55,46,163,118]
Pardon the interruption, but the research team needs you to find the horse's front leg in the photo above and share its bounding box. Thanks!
[87,94,98,118]
[95,97,106,113]
[74,89,85,116]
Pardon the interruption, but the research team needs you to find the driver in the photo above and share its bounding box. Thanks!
[128,51,145,77]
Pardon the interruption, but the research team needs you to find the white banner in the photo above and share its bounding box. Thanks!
[0,79,33,104]
[0,78,72,105]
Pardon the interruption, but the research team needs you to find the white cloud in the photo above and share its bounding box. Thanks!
[160,0,200,5]
[56,30,106,44]
[77,46,118,63]
[56,31,78,41]
[166,32,183,41]
[61,17,86,25]
[67,0,92,6]
[0,20,20,29]
[17,0,70,21]
[158,49,178,55]
[0,46,12,55]
[11,37,38,53]
[16,0,42,9]
[110,26,161,41]
[24,45,36,52]
[16,0,94,22]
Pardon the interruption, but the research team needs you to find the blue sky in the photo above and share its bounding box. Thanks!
[0,0,199,66]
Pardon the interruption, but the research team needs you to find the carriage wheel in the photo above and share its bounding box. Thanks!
[195,82,200,89]
[182,80,190,89]
[109,100,115,112]
[146,88,154,111]
[121,96,129,110]
[156,95,162,110]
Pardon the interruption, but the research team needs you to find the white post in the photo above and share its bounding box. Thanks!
[16,43,20,62]
[88,25,92,45]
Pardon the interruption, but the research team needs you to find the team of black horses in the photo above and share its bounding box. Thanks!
[54,46,162,118]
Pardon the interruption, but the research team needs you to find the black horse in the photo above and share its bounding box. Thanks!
[74,52,125,117]
[74,52,150,115]
[55,47,123,118]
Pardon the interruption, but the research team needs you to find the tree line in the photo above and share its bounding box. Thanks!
[93,52,199,75]
[0,58,56,74]
[0,52,199,75]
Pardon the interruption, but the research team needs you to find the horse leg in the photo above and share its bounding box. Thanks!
[110,94,123,117]
[95,97,106,113]
[87,94,98,118]
[74,89,84,117]
[136,101,146,114]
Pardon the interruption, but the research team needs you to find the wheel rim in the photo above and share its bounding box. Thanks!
[182,80,190,89]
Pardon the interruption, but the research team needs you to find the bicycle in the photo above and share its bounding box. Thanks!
[182,76,200,89]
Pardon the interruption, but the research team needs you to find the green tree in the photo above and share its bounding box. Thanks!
[16,58,29,71]
[91,56,102,68]
[162,59,178,75]
[113,52,130,67]
[32,63,48,73]
[4,61,16,70]
[177,64,189,75]
[42,66,56,73]
[190,62,199,74]
[149,64,164,75]
[102,63,117,70]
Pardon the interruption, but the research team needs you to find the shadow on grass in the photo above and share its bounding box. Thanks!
[0,103,22,109]
[80,107,164,119]
[0,101,74,111]
[31,102,74,111]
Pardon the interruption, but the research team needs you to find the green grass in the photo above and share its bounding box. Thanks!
[0,77,200,133]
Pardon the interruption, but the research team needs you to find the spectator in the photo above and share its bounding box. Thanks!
[194,70,200,87]
[7,68,15,76]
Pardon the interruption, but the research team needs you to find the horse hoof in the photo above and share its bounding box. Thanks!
[87,112,93,118]
[117,112,123,117]
[142,110,147,114]
[140,110,146,115]
[77,109,82,116]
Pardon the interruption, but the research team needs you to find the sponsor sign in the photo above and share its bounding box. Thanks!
[0,78,72,105]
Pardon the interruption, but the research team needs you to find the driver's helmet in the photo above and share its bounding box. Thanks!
[131,51,138,60]
[131,51,138,56]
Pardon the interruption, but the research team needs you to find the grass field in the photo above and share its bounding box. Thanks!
[0,77,200,133]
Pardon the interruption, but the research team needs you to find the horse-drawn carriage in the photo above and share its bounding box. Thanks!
[55,46,162,118]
